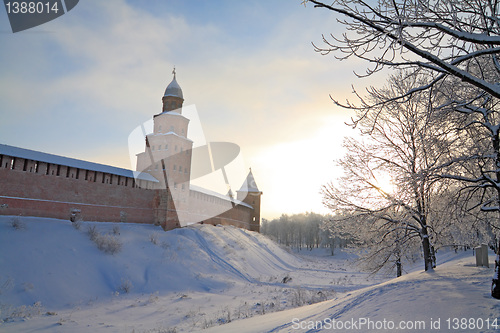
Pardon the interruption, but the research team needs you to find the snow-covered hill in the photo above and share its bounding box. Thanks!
[204,252,500,333]
[1,216,498,332]
[0,216,384,332]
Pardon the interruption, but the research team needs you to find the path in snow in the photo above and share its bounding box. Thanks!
[203,252,499,333]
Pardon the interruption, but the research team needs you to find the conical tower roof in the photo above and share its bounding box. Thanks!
[238,169,260,193]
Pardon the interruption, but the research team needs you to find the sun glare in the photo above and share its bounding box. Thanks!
[375,173,395,194]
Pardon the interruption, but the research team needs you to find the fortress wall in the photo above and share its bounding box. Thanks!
[0,153,259,232]
[0,161,156,224]
[187,189,254,229]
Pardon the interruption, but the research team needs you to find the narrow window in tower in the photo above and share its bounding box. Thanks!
[10,158,15,170]
[56,165,61,176]
[22,159,28,171]
[84,170,88,180]
[158,145,161,150]
[76,169,80,179]
[66,167,70,178]
[46,163,50,175]
[165,144,168,150]
[173,165,177,171]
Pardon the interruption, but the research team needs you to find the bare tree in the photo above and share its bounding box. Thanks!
[305,0,500,292]
[305,0,500,106]
[322,71,454,272]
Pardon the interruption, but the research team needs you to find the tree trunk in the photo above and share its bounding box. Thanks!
[422,234,434,271]
[396,259,402,277]
[492,239,500,299]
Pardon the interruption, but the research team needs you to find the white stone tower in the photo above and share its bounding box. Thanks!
[136,69,193,210]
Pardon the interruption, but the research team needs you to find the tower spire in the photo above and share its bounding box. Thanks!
[162,68,184,112]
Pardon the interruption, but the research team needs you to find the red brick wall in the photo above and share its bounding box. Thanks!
[0,168,156,224]
[188,189,254,229]
[0,155,259,232]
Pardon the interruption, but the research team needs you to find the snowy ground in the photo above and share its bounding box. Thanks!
[204,251,500,332]
[1,217,498,332]
[0,216,387,332]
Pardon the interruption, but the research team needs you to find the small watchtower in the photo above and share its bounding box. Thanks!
[237,169,262,232]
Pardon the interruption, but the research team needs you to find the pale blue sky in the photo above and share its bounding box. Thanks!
[0,0,370,219]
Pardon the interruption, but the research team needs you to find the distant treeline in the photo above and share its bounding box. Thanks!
[261,212,350,253]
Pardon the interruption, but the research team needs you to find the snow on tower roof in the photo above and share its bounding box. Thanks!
[163,68,183,99]
[0,144,159,183]
[238,169,260,193]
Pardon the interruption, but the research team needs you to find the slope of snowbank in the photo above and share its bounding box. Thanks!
[203,252,499,333]
[0,216,382,332]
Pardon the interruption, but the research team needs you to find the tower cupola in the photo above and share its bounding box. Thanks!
[162,68,184,112]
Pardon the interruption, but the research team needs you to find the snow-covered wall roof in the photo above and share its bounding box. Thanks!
[150,131,193,142]
[0,144,159,183]
[190,184,253,209]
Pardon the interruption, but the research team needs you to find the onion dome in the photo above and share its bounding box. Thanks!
[164,68,183,99]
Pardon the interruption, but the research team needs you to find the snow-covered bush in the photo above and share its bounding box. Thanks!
[71,219,82,230]
[86,225,122,254]
[150,232,159,245]
[118,278,133,294]
[94,234,122,254]
[10,217,25,230]
[2,301,43,320]
[87,225,98,241]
